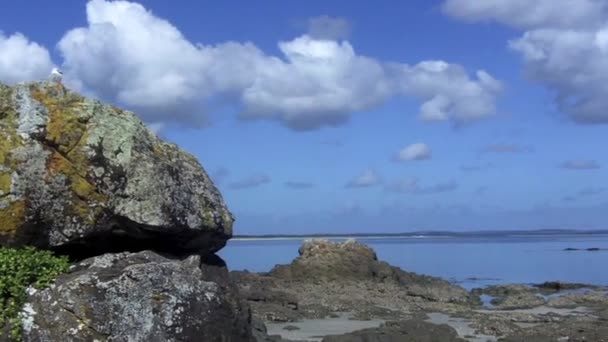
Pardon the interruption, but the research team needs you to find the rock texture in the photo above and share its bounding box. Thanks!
[0,81,233,255]
[269,239,472,304]
[321,321,465,342]
[232,239,476,323]
[22,250,253,342]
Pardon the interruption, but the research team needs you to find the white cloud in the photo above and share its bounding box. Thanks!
[442,0,607,30]
[345,169,381,188]
[443,0,608,124]
[509,27,608,123]
[308,15,352,40]
[395,143,432,161]
[239,36,394,130]
[395,61,502,124]
[52,0,502,130]
[0,32,54,85]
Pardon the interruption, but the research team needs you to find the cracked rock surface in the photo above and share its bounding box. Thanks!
[22,251,253,342]
[0,81,233,255]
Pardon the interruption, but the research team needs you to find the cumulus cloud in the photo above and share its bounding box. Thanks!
[443,0,608,124]
[228,174,271,190]
[481,143,532,154]
[0,32,54,85]
[345,169,381,188]
[394,143,432,161]
[442,0,607,29]
[394,61,502,123]
[386,178,458,195]
[508,27,608,124]
[307,15,352,40]
[284,181,314,189]
[51,0,502,130]
[559,160,601,170]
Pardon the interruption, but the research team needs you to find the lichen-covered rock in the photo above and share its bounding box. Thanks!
[21,250,253,342]
[0,81,233,254]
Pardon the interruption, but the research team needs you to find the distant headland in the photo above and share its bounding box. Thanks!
[233,229,608,240]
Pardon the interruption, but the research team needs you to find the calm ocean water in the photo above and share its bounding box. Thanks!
[219,235,608,289]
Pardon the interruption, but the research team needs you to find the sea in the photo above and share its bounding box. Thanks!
[219,234,608,290]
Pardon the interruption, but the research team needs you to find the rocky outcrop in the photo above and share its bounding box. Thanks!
[0,82,233,255]
[232,239,476,324]
[269,239,472,304]
[472,284,545,309]
[0,81,259,341]
[22,251,254,342]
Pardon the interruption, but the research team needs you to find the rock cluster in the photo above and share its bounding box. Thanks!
[270,239,473,304]
[233,239,476,323]
[0,81,252,341]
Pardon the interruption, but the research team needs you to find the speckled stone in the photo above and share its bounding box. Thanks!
[0,81,233,254]
[21,250,253,342]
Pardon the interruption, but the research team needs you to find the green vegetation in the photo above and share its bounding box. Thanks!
[0,247,69,341]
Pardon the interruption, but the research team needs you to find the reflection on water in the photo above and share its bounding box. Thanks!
[219,235,608,289]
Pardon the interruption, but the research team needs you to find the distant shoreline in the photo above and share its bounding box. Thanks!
[232,229,608,241]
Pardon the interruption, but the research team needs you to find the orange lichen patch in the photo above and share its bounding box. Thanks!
[152,144,169,160]
[0,86,23,169]
[0,200,25,236]
[30,84,107,227]
[30,85,89,155]
[47,152,105,203]
[0,172,11,194]
[70,197,105,226]
[47,151,106,225]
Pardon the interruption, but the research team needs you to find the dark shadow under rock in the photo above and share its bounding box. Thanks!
[51,224,229,261]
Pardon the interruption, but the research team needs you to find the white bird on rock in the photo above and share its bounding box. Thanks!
[49,67,63,83]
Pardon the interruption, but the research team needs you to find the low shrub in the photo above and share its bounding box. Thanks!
[0,247,69,341]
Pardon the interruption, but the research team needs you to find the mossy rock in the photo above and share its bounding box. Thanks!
[0,82,233,256]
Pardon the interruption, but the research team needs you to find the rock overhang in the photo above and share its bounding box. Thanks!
[0,81,233,256]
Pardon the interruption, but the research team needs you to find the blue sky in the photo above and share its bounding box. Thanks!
[1,0,606,234]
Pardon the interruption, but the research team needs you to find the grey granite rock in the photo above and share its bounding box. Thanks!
[0,82,233,255]
[21,250,253,342]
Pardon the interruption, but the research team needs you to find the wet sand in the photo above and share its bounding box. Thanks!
[265,312,384,341]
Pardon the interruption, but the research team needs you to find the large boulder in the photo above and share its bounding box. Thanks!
[0,82,233,255]
[21,250,253,342]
